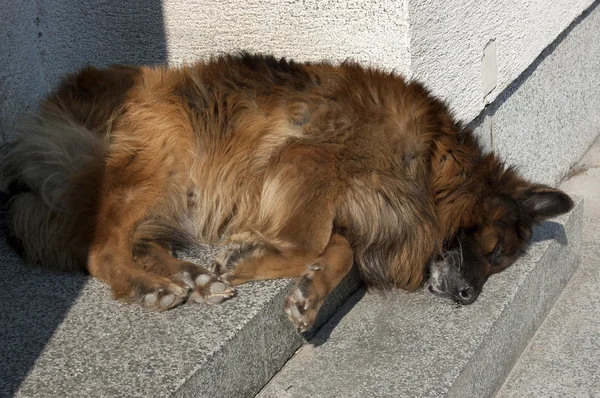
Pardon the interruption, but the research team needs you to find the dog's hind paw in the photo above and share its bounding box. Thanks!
[285,287,315,332]
[284,267,324,332]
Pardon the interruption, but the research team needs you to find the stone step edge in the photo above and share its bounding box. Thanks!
[256,197,584,398]
[173,262,362,397]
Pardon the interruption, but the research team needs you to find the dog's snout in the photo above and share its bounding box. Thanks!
[456,286,475,304]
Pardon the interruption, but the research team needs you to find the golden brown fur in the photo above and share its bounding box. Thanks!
[2,53,573,330]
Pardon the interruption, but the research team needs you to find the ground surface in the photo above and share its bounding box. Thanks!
[497,134,600,397]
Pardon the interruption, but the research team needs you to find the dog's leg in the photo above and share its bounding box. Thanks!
[133,242,235,304]
[284,234,354,331]
[87,185,193,310]
[214,233,354,331]
[213,143,339,282]
[85,124,202,310]
[212,143,350,328]
[210,237,314,284]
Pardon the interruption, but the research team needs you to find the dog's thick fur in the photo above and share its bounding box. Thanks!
[2,53,573,330]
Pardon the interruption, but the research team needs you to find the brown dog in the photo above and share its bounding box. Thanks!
[2,53,573,331]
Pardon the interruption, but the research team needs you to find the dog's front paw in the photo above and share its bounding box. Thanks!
[125,276,190,311]
[188,273,236,304]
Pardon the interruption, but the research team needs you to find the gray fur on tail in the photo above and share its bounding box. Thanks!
[1,106,104,271]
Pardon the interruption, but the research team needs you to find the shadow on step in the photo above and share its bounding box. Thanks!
[530,220,569,245]
[0,231,89,397]
[309,287,367,347]
[0,0,170,393]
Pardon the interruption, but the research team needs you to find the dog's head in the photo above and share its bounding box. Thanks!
[428,176,573,304]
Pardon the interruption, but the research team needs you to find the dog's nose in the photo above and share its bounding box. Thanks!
[455,286,475,304]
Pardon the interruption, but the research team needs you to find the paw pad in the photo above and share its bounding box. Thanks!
[190,274,236,305]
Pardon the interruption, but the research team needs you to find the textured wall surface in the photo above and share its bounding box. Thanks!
[162,0,411,71]
[38,0,168,88]
[0,0,168,145]
[484,2,600,186]
[409,0,595,122]
[0,1,46,145]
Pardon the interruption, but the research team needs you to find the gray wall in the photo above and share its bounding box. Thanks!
[1,0,167,145]
[1,1,46,145]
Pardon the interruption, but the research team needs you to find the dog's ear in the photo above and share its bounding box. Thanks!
[519,186,574,221]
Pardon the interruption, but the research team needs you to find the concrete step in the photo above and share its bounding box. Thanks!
[496,136,600,397]
[257,198,584,398]
[0,199,586,398]
[0,233,360,398]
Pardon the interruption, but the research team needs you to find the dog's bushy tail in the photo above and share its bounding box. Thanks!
[1,105,104,271]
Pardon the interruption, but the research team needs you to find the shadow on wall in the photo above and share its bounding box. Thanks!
[38,0,168,87]
[0,1,167,396]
